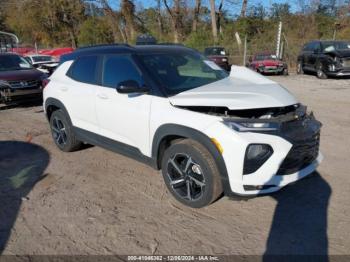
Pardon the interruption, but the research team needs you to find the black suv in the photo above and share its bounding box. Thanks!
[297,40,350,79]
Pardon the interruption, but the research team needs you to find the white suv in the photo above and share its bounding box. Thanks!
[43,45,322,208]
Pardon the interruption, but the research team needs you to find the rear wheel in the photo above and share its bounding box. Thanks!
[161,139,223,208]
[297,61,304,74]
[49,110,82,152]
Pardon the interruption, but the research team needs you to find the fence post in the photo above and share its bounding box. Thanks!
[243,35,247,66]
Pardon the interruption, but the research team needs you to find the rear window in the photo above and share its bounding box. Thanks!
[68,56,98,85]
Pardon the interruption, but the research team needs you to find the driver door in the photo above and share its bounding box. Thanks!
[95,54,152,155]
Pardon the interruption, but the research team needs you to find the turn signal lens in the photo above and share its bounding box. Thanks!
[211,138,224,154]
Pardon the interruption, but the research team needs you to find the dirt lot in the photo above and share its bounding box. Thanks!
[0,74,349,256]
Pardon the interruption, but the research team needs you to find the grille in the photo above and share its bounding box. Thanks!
[8,79,41,89]
[277,131,320,175]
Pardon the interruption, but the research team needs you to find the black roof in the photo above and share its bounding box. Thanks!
[60,44,194,63]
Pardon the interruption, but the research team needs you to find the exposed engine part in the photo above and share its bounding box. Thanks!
[177,103,306,122]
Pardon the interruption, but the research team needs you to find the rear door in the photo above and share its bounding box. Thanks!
[63,55,99,134]
[95,54,152,155]
[303,42,314,70]
[309,41,321,71]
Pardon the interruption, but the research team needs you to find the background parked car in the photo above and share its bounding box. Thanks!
[0,53,45,104]
[204,46,230,71]
[248,52,288,75]
[297,40,350,79]
[24,54,59,75]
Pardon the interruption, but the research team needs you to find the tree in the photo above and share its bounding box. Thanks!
[163,0,183,43]
[192,0,201,32]
[240,0,248,17]
[209,0,218,43]
[78,17,114,45]
[99,0,126,42]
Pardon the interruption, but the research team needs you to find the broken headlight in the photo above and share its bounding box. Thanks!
[224,121,280,132]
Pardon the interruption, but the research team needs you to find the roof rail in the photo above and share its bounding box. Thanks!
[76,43,131,50]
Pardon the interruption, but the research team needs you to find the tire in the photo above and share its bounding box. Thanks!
[282,68,289,76]
[316,63,328,79]
[297,61,304,74]
[161,139,223,208]
[49,110,82,152]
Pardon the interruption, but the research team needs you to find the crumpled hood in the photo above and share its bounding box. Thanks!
[260,59,282,66]
[325,50,350,58]
[169,65,298,110]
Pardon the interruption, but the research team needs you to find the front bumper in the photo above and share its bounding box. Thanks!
[204,113,322,196]
[259,66,285,73]
[327,69,350,77]
[0,88,43,103]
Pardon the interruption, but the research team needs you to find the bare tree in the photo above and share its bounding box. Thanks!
[99,0,126,42]
[121,0,137,40]
[209,0,218,43]
[163,0,183,43]
[216,0,224,34]
[156,0,164,39]
[240,0,248,17]
[192,0,201,32]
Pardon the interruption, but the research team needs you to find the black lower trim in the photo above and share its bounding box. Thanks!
[74,127,157,168]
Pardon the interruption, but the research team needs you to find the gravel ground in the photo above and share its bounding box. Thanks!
[0,73,349,256]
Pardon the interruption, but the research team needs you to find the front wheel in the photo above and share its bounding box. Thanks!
[161,139,223,208]
[316,63,328,79]
[282,68,289,76]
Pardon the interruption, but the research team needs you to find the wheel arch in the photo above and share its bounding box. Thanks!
[152,124,232,195]
[45,98,72,126]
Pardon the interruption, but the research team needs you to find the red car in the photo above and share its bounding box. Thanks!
[0,53,45,104]
[248,53,288,75]
[204,47,230,71]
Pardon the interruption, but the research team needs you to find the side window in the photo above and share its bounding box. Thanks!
[68,56,98,85]
[304,43,313,51]
[314,42,321,53]
[102,55,143,88]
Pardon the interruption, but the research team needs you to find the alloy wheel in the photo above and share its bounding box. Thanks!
[51,117,67,146]
[166,153,206,201]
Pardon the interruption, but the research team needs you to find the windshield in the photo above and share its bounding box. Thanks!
[0,55,33,71]
[255,54,277,61]
[32,56,53,63]
[204,47,226,56]
[138,51,229,96]
[322,41,350,52]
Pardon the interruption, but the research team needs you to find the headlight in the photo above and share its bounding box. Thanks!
[224,121,280,132]
[334,56,342,64]
[0,80,10,88]
[222,58,228,62]
[258,63,264,67]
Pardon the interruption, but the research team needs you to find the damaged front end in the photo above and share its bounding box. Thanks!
[178,103,322,176]
[0,80,42,104]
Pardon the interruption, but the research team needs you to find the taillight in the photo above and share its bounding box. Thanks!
[42,78,50,89]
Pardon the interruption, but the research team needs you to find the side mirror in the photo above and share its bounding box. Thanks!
[116,80,149,94]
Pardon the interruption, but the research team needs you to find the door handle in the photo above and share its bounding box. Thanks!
[97,93,108,99]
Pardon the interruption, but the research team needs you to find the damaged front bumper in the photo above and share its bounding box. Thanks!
[203,105,322,196]
[0,87,43,104]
